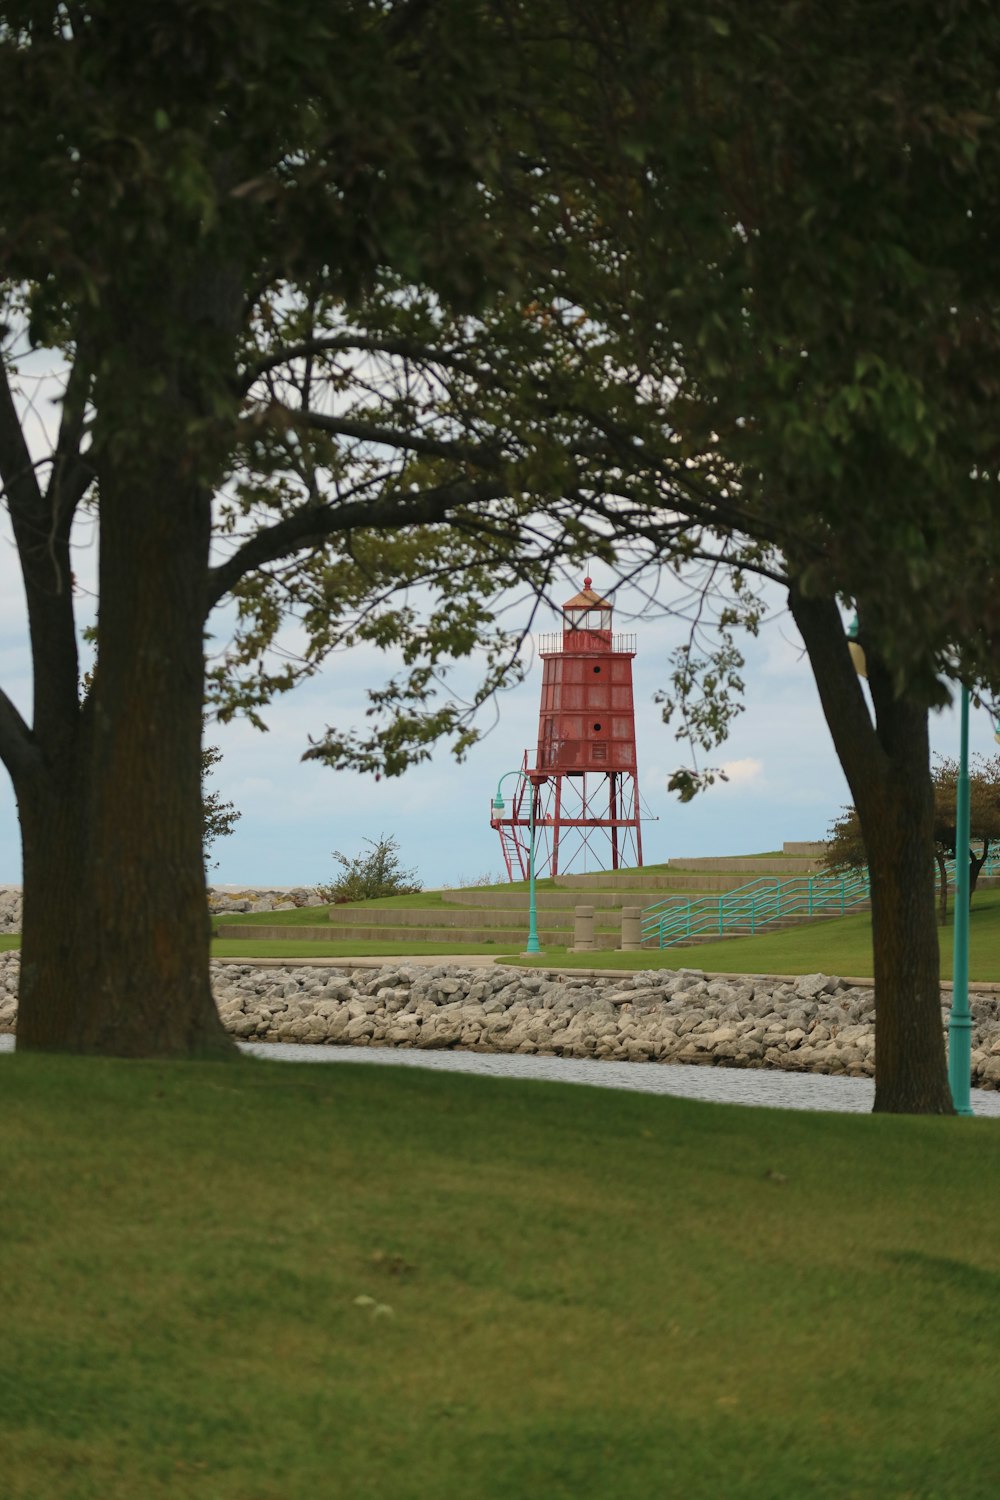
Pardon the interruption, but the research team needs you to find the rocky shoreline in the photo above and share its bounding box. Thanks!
[0,885,322,932]
[0,887,21,934]
[207,886,325,914]
[3,953,1000,1088]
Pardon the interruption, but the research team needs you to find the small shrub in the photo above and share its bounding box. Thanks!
[318,834,422,904]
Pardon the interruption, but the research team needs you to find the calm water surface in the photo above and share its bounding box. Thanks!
[5,1034,998,1114]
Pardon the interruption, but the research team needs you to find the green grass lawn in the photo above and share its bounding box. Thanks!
[7,888,1000,979]
[212,937,525,959]
[502,913,880,977]
[212,878,571,924]
[1,1052,999,1499]
[507,887,1000,982]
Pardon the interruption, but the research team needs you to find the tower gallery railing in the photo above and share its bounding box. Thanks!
[536,632,637,655]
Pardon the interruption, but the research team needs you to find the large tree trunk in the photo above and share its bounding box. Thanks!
[790,588,953,1114]
[861,698,951,1113]
[15,463,233,1057]
[10,266,241,1058]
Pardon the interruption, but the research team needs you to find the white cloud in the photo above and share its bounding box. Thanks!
[718,757,764,787]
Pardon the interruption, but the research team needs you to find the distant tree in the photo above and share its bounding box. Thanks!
[319,835,421,905]
[820,810,869,878]
[822,757,1000,924]
[201,745,240,868]
[931,757,1000,922]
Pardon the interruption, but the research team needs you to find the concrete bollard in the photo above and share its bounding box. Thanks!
[572,904,595,951]
[620,906,641,952]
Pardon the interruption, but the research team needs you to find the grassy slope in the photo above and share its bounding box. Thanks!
[7,888,1000,978]
[211,882,566,923]
[12,901,1000,979]
[2,1053,999,1500]
[509,887,1000,981]
[211,865,726,927]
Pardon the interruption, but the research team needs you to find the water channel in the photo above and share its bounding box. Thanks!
[5,1033,998,1113]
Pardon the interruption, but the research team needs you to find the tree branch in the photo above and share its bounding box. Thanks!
[0,685,41,786]
[0,358,44,519]
[285,405,496,466]
[0,360,80,741]
[241,334,486,394]
[45,353,94,530]
[205,475,508,612]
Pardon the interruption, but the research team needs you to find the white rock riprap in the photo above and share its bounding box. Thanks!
[5,953,1000,1088]
[0,884,322,934]
[0,886,21,934]
[208,886,324,914]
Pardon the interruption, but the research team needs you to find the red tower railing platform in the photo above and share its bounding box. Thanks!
[491,579,644,879]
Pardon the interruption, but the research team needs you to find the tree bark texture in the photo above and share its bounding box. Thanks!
[6,267,242,1057]
[790,588,954,1114]
[15,460,233,1057]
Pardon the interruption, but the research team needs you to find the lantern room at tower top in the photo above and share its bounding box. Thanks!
[536,578,638,778]
[491,578,644,880]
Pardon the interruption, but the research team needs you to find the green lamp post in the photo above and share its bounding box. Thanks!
[948,686,973,1115]
[493,770,541,954]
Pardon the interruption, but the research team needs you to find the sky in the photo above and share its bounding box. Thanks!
[0,530,987,891]
[0,345,988,891]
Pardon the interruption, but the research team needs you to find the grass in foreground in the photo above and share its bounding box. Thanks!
[1,1053,999,1499]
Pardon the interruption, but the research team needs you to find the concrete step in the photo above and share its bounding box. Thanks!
[666,856,826,874]
[645,904,871,933]
[557,870,777,892]
[444,888,692,911]
[321,906,621,932]
[644,908,872,947]
[221,921,587,946]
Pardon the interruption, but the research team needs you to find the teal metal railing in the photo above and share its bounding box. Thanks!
[641,873,872,948]
[641,848,1000,949]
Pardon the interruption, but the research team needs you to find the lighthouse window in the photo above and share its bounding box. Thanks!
[592,665,601,674]
[593,722,602,732]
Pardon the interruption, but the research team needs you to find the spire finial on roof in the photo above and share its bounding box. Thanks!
[583,575,592,590]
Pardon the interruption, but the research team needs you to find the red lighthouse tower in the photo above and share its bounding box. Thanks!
[491,579,643,879]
